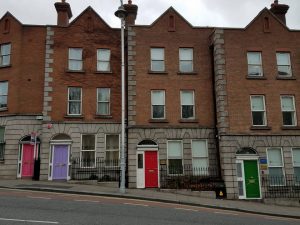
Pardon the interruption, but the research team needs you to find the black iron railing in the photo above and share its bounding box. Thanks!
[160,165,223,191]
[261,175,300,198]
[71,157,120,182]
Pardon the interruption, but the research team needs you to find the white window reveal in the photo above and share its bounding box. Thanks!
[267,148,285,186]
[281,96,296,126]
[81,134,96,168]
[151,90,165,119]
[68,48,83,71]
[167,140,183,175]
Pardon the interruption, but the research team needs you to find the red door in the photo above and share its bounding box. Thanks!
[21,144,34,178]
[145,151,158,188]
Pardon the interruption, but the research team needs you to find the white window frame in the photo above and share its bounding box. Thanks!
[179,48,193,73]
[167,140,183,175]
[105,134,120,167]
[67,87,82,116]
[266,147,285,186]
[97,49,111,72]
[150,48,165,72]
[97,88,110,115]
[0,81,8,109]
[247,52,263,77]
[151,90,165,119]
[0,43,11,66]
[276,52,292,77]
[180,90,195,119]
[291,148,300,185]
[250,95,267,126]
[280,95,297,127]
[80,134,96,168]
[68,48,83,71]
[191,139,209,175]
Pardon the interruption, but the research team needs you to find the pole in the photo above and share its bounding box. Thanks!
[120,16,126,194]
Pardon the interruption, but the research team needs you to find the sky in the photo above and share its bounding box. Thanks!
[0,0,299,29]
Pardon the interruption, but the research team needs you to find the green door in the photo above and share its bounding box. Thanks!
[244,160,260,198]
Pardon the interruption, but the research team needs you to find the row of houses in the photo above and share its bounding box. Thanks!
[0,0,299,200]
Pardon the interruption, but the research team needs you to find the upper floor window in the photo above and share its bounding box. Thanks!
[97,88,110,115]
[276,52,292,77]
[81,134,96,168]
[250,95,266,126]
[105,134,119,167]
[247,52,262,77]
[179,48,193,73]
[68,48,83,71]
[151,48,165,72]
[68,87,82,115]
[97,49,111,72]
[181,90,195,119]
[281,96,296,126]
[0,81,8,109]
[0,126,5,161]
[0,43,11,66]
[151,90,165,119]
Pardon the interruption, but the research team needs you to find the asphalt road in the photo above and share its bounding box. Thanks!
[0,189,299,225]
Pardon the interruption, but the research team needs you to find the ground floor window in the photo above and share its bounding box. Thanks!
[267,148,285,185]
[0,127,5,161]
[292,148,300,184]
[105,134,119,166]
[167,140,183,175]
[81,134,96,168]
[191,139,208,175]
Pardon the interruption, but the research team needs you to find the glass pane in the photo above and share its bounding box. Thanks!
[98,62,110,71]
[0,127,4,142]
[151,48,164,60]
[168,159,183,174]
[292,149,300,166]
[168,141,182,158]
[281,97,294,111]
[98,88,110,102]
[105,151,119,161]
[69,88,81,100]
[0,144,4,160]
[98,103,109,115]
[268,148,283,166]
[0,82,8,95]
[252,112,265,125]
[138,154,143,169]
[181,91,193,105]
[151,61,164,71]
[269,167,284,186]
[193,158,208,168]
[248,65,262,76]
[236,163,243,178]
[182,105,194,119]
[247,52,261,64]
[81,151,95,167]
[106,135,119,150]
[251,96,264,110]
[2,55,10,65]
[294,168,300,184]
[98,49,110,61]
[1,44,11,55]
[153,105,164,119]
[152,91,164,105]
[282,112,295,126]
[278,66,291,76]
[276,53,290,65]
[179,48,193,60]
[192,140,207,157]
[69,48,82,60]
[238,181,244,196]
[69,102,80,114]
[180,61,193,72]
[69,60,82,71]
[82,135,95,150]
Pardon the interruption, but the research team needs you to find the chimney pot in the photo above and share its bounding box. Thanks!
[55,0,73,27]
[124,2,138,26]
[270,0,289,25]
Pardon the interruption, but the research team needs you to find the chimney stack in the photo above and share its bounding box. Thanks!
[270,0,289,25]
[55,0,73,27]
[124,0,138,26]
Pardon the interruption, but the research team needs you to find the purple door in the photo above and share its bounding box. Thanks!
[53,145,68,180]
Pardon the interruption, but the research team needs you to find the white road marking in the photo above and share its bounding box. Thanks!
[175,207,199,212]
[27,196,52,200]
[0,217,59,224]
[123,202,149,207]
[74,199,100,203]
[214,211,239,216]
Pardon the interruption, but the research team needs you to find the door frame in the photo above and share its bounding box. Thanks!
[48,141,71,181]
[136,145,159,188]
[236,155,262,199]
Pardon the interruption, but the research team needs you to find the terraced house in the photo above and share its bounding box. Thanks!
[0,0,299,200]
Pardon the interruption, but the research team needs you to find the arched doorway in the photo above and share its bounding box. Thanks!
[49,134,72,181]
[136,140,159,188]
[236,147,261,199]
[17,135,41,179]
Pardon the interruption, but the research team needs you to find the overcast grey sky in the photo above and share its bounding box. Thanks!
[0,0,299,29]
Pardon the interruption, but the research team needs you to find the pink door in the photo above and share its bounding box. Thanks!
[145,151,158,188]
[21,144,34,178]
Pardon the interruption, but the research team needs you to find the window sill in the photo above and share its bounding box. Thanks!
[65,69,86,74]
[95,115,113,119]
[177,71,198,75]
[148,70,168,75]
[281,126,300,130]
[149,119,169,123]
[246,76,266,80]
[0,107,8,112]
[250,126,271,130]
[276,76,296,80]
[179,119,199,123]
[64,115,84,119]
[0,64,11,69]
[94,71,113,74]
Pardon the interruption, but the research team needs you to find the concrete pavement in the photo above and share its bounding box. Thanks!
[0,179,299,219]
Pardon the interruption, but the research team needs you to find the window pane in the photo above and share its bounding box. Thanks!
[180,61,193,72]
[151,61,164,71]
[168,141,182,158]
[97,62,110,71]
[248,65,262,76]
[282,112,295,126]
[179,48,193,60]
[181,91,193,105]
[69,48,82,60]
[168,159,183,174]
[192,140,207,157]
[0,127,4,142]
[69,88,81,100]
[247,52,261,64]
[153,105,164,119]
[193,158,208,168]
[151,48,164,60]
[276,53,290,65]
[98,49,110,61]
[252,112,264,125]
[138,154,143,169]
[182,105,194,119]
[278,66,291,76]
[0,82,8,95]
[0,96,7,108]
[236,163,243,178]
[238,181,244,196]
[106,135,119,150]
[69,102,80,114]
[69,60,82,71]
[98,88,110,102]
[294,168,300,184]
[1,44,11,55]
[98,103,109,115]
[2,55,10,66]
[292,149,300,166]
[269,167,284,186]
[0,144,4,160]
[251,96,264,110]
[281,97,294,111]
[105,151,119,162]
[268,148,283,166]
[81,151,95,167]
[152,91,164,105]
[82,135,95,150]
